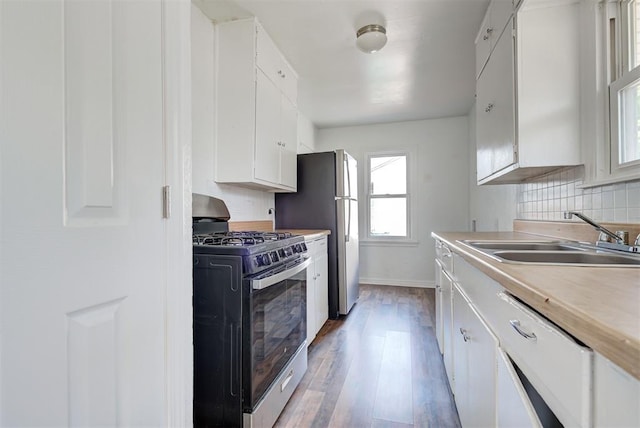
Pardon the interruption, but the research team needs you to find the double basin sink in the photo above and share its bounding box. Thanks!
[460,240,640,266]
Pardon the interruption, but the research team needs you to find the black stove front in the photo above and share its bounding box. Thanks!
[193,225,309,427]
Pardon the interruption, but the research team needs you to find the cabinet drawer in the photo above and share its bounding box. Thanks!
[305,236,327,256]
[453,254,503,323]
[492,291,592,427]
[435,240,453,275]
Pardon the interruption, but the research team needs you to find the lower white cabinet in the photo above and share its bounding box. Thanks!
[436,261,455,391]
[436,245,603,428]
[452,283,497,428]
[496,347,542,428]
[594,353,640,427]
[305,235,328,343]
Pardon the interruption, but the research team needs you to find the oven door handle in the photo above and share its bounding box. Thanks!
[250,257,312,290]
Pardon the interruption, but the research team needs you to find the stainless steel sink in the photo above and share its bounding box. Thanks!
[458,239,640,266]
[464,241,583,251]
[493,251,640,266]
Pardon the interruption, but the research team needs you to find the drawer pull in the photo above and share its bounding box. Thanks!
[281,369,294,392]
[509,319,537,341]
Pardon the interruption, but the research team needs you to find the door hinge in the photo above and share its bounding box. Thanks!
[162,185,171,219]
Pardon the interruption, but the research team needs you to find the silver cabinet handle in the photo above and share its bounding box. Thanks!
[485,103,494,113]
[459,328,470,342]
[509,320,537,340]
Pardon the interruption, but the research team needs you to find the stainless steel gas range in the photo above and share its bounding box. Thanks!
[192,194,309,428]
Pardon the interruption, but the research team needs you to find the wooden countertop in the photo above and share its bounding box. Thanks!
[431,231,640,380]
[276,229,331,240]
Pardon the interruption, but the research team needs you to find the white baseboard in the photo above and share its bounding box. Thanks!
[359,278,435,289]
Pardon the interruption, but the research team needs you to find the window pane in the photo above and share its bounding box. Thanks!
[619,78,640,164]
[370,197,407,237]
[632,0,640,69]
[370,156,406,195]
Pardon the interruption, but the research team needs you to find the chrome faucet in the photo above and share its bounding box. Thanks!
[563,211,623,244]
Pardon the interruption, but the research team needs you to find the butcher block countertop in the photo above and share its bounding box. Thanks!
[431,231,640,381]
[277,229,331,240]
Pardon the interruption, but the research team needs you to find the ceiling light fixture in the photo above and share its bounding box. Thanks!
[356,24,387,54]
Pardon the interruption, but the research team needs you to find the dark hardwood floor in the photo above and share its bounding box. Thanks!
[274,284,461,428]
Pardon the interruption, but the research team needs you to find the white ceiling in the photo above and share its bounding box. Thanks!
[194,0,490,128]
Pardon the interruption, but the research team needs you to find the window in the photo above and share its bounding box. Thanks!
[367,153,409,239]
[609,0,640,178]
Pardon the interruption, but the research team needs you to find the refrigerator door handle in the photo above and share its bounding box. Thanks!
[345,199,350,242]
[345,157,351,199]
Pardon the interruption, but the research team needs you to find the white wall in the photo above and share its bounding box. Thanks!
[191,5,274,221]
[468,104,518,231]
[317,117,470,287]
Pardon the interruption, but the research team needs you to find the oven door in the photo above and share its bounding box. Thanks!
[242,257,310,411]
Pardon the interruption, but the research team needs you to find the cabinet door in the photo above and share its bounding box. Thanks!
[496,348,542,428]
[475,11,492,78]
[453,284,497,428]
[441,269,454,391]
[476,19,516,181]
[256,24,282,85]
[255,70,281,184]
[279,95,298,189]
[435,261,444,354]
[452,286,469,415]
[314,246,329,332]
[280,60,297,104]
[306,259,316,343]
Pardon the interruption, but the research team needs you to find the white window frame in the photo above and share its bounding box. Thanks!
[607,0,640,181]
[363,150,417,245]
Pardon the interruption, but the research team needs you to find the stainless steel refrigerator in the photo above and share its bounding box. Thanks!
[275,150,359,318]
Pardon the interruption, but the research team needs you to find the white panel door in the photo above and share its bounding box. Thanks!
[1,1,169,426]
[279,94,298,189]
[255,69,281,185]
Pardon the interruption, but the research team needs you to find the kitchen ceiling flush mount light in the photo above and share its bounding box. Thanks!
[356,24,387,53]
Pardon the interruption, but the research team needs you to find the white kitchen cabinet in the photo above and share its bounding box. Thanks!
[440,269,454,390]
[297,113,315,155]
[256,26,297,104]
[452,283,497,428]
[475,0,581,184]
[305,235,329,343]
[594,353,640,427]
[475,0,514,79]
[435,240,455,390]
[434,260,443,354]
[449,250,594,427]
[216,18,298,192]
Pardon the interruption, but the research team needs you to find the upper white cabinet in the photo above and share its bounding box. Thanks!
[297,113,316,155]
[476,0,581,184]
[475,0,514,79]
[216,18,298,192]
[256,28,297,104]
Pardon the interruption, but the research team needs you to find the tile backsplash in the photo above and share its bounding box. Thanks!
[517,166,640,223]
